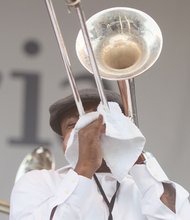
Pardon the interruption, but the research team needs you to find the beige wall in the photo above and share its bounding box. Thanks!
[0,0,190,218]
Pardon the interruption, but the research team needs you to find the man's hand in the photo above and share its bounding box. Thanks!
[160,183,176,213]
[74,115,105,179]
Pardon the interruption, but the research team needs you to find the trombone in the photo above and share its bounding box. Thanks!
[0,200,10,215]
[75,6,163,125]
[2,1,162,216]
[45,0,163,125]
[0,147,55,216]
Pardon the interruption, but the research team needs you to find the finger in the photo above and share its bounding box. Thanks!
[94,116,105,135]
[98,115,106,132]
[92,114,104,128]
[97,114,104,124]
[84,116,104,136]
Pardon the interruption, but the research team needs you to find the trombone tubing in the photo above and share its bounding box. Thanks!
[0,200,10,215]
[45,0,85,116]
[73,2,109,112]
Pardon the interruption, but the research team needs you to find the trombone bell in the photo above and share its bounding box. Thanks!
[76,7,163,80]
[101,35,142,70]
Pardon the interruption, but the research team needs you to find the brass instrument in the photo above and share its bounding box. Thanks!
[1,147,55,215]
[0,200,10,215]
[45,0,162,125]
[4,0,163,216]
[76,7,162,80]
[76,7,162,124]
[15,146,55,182]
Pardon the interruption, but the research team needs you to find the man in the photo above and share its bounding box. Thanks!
[10,89,190,219]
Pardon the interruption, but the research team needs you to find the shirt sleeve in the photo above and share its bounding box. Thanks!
[10,168,94,220]
[130,156,190,220]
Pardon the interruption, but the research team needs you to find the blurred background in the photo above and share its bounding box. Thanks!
[0,0,190,219]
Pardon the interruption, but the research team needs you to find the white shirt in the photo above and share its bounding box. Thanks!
[10,157,190,220]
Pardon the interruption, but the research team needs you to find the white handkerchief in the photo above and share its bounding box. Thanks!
[65,111,99,169]
[65,102,146,182]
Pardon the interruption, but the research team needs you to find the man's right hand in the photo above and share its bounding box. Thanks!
[74,115,105,179]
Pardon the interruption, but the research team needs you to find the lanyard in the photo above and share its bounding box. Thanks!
[50,174,120,220]
[50,206,57,220]
[94,174,120,220]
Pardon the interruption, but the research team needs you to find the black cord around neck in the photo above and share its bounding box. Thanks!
[94,174,120,220]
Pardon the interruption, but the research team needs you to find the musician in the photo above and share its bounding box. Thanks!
[10,89,190,219]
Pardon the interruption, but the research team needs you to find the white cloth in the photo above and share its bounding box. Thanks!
[66,102,146,182]
[10,156,190,220]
